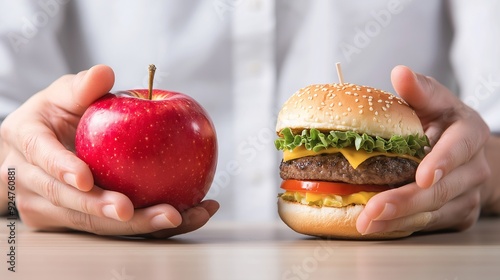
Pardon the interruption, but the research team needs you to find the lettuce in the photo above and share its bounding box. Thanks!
[274,127,429,159]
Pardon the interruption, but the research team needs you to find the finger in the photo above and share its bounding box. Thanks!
[17,194,183,235]
[416,118,490,189]
[423,188,481,232]
[360,212,432,235]
[148,200,220,238]
[6,128,94,191]
[391,65,490,188]
[360,189,480,235]
[391,65,460,121]
[45,64,115,115]
[14,157,134,221]
[391,65,453,148]
[357,150,488,233]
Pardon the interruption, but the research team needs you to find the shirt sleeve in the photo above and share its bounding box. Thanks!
[448,0,500,133]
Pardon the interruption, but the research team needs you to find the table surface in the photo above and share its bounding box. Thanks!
[1,216,500,280]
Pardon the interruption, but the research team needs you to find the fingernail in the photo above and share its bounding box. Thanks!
[63,173,77,189]
[432,169,443,186]
[102,205,121,221]
[356,212,370,234]
[361,220,384,235]
[151,214,177,230]
[374,203,397,221]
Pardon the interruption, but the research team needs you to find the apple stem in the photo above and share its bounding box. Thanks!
[148,64,157,100]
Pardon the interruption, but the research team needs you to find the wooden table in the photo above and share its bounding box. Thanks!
[1,216,500,280]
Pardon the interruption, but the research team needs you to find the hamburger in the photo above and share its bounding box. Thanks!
[274,83,429,239]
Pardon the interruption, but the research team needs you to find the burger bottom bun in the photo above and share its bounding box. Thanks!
[278,198,412,240]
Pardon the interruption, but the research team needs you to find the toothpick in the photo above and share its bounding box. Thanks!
[336,62,345,85]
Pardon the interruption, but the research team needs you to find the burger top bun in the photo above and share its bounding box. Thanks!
[276,83,424,140]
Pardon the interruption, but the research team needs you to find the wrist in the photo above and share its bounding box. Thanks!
[480,135,500,215]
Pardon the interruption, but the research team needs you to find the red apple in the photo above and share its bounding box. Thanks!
[75,65,217,211]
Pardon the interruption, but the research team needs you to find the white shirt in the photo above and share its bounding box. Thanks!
[1,0,499,221]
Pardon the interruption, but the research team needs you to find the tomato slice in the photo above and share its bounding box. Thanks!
[280,180,391,196]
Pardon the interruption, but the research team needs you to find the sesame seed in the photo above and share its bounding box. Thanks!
[358,105,363,108]
[359,109,363,114]
[369,107,373,111]
[355,98,359,102]
[342,112,348,116]
[338,102,342,106]
[378,99,383,103]
[367,89,372,93]
[382,107,387,111]
[347,107,352,112]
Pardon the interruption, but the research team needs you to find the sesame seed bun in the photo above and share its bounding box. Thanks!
[276,83,424,139]
[278,198,412,240]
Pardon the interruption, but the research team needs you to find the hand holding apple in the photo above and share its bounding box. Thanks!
[75,65,218,211]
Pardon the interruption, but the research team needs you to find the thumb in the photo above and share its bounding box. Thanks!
[71,64,115,116]
[391,65,460,123]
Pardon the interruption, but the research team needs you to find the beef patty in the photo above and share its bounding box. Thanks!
[280,153,418,186]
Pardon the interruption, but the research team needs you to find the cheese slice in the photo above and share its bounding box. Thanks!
[281,191,377,207]
[283,146,421,169]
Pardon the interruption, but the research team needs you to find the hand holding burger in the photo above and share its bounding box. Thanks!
[275,67,430,239]
[277,66,500,239]
[356,66,492,236]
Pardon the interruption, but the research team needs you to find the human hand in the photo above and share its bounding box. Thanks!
[0,65,219,237]
[356,65,491,235]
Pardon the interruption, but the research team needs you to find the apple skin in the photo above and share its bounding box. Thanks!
[75,89,217,211]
